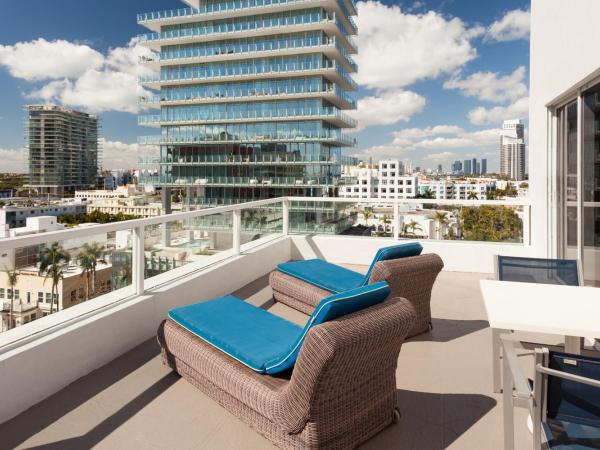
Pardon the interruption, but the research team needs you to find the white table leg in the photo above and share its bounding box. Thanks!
[502,353,515,450]
[565,336,583,354]
[492,328,505,393]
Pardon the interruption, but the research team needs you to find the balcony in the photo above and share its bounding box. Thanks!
[138,84,356,110]
[138,108,357,128]
[137,0,357,36]
[0,197,541,448]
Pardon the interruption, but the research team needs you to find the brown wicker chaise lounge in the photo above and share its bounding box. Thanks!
[158,297,416,449]
[270,253,444,337]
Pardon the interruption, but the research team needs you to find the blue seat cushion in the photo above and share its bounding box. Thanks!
[168,282,390,375]
[543,419,600,449]
[277,259,365,293]
[277,242,423,293]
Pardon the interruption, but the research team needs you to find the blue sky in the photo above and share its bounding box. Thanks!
[0,0,530,172]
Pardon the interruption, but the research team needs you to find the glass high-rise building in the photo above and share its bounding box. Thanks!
[137,0,358,207]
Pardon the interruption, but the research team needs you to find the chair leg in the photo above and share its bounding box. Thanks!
[492,328,507,393]
[392,408,401,423]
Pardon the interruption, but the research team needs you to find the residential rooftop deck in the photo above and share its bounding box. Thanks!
[0,269,540,450]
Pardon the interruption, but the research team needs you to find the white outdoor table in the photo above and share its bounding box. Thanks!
[480,279,600,393]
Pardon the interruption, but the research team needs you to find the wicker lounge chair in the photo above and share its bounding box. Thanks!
[270,253,444,337]
[157,297,416,450]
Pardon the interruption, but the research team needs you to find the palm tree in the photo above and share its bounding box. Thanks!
[406,220,422,236]
[379,215,391,235]
[467,191,479,200]
[43,263,68,314]
[362,210,372,226]
[433,211,448,240]
[4,268,18,330]
[78,253,94,301]
[79,243,106,295]
[39,242,70,314]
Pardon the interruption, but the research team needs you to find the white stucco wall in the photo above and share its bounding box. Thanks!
[529,0,600,257]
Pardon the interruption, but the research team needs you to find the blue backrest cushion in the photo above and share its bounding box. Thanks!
[547,351,600,428]
[497,256,580,286]
[264,281,391,374]
[363,242,423,284]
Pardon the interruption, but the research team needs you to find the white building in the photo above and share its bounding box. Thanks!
[0,199,88,229]
[500,119,526,181]
[339,167,378,199]
[76,185,162,218]
[418,179,494,200]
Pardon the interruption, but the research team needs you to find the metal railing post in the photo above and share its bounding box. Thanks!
[282,198,290,235]
[393,201,400,240]
[132,226,145,296]
[233,208,242,255]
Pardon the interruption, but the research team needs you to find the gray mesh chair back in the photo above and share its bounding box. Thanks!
[495,256,582,286]
[533,348,600,449]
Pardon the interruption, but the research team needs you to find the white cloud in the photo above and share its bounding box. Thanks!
[351,89,426,130]
[443,66,528,103]
[355,1,483,90]
[100,139,158,170]
[0,38,155,114]
[353,125,502,161]
[486,9,530,42]
[0,148,27,173]
[0,39,104,81]
[468,97,529,125]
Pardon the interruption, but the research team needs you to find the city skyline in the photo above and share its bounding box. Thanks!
[0,0,530,173]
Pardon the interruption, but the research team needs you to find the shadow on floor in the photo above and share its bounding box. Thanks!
[409,318,489,343]
[0,338,163,450]
[362,390,497,449]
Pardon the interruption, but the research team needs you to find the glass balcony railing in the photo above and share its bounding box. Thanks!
[138,131,356,146]
[137,0,357,28]
[138,11,335,44]
[153,154,340,164]
[139,61,357,91]
[138,108,356,127]
[138,175,335,186]
[138,82,356,108]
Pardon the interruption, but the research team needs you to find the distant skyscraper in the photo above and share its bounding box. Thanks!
[481,158,487,174]
[26,105,99,195]
[451,160,463,174]
[463,159,472,175]
[500,119,526,180]
[437,164,442,173]
[475,162,481,175]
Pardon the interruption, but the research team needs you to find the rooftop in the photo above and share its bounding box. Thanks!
[1,269,538,450]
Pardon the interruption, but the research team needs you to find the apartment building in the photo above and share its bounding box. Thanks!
[500,119,526,181]
[339,159,417,200]
[338,167,378,198]
[0,199,87,229]
[418,179,494,200]
[26,105,99,195]
[76,185,163,218]
[137,0,358,207]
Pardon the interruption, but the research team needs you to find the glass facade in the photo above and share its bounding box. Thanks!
[138,0,357,205]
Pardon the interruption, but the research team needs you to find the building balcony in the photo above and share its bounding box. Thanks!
[141,154,341,166]
[137,175,337,187]
[137,0,357,36]
[137,108,357,128]
[140,39,357,74]
[139,63,358,91]
[0,196,547,449]
[137,15,357,54]
[137,131,357,147]
[138,85,356,110]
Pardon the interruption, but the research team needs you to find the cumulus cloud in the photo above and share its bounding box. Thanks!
[353,125,502,161]
[486,9,530,42]
[0,148,27,173]
[0,39,104,81]
[0,38,155,114]
[468,97,529,125]
[101,139,158,170]
[351,89,426,130]
[443,66,528,103]
[355,1,483,91]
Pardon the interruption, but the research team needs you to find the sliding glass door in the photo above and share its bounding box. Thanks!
[557,83,600,284]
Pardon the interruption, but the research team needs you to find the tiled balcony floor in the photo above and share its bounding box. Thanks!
[0,270,537,450]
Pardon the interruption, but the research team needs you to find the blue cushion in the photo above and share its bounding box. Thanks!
[277,242,423,293]
[169,295,302,372]
[277,259,365,293]
[363,242,423,284]
[168,282,390,375]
